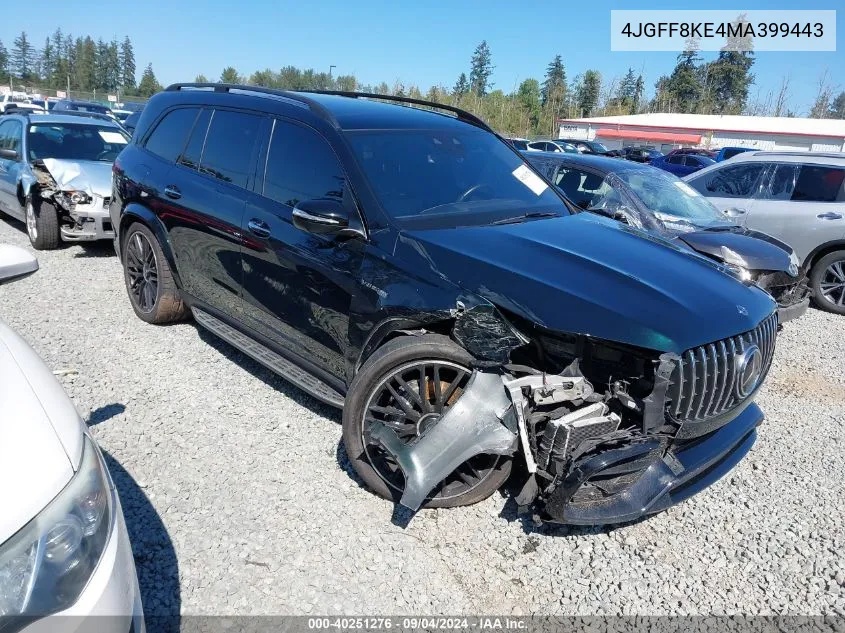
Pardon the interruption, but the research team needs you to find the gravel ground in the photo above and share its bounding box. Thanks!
[0,214,843,617]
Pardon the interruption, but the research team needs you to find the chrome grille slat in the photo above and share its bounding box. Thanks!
[668,312,777,422]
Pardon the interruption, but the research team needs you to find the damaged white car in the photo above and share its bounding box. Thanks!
[0,112,128,250]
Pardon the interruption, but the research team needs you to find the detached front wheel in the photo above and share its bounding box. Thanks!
[342,334,512,508]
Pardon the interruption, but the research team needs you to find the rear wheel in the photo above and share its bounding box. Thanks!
[342,334,512,508]
[26,197,60,250]
[811,250,845,315]
[122,222,189,324]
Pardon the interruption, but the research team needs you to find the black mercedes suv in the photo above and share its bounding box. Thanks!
[110,84,778,525]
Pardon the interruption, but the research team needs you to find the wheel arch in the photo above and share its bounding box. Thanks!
[118,204,182,288]
[804,240,845,271]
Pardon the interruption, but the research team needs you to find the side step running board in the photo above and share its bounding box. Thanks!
[192,307,345,409]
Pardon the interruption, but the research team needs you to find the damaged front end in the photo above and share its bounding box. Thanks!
[366,313,772,525]
[31,159,115,242]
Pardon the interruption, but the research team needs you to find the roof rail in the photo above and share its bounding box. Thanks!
[300,90,494,132]
[164,82,337,123]
[751,150,845,159]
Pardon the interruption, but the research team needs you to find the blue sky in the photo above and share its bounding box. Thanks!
[4,0,843,114]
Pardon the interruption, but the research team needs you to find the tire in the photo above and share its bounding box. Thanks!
[342,334,513,508]
[121,222,189,324]
[810,250,845,315]
[26,197,60,250]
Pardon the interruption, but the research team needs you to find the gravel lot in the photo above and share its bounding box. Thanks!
[0,214,844,617]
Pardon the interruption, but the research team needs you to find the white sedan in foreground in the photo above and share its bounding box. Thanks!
[0,245,144,633]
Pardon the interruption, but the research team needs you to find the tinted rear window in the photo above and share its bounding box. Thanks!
[199,109,262,188]
[792,165,845,202]
[144,108,199,163]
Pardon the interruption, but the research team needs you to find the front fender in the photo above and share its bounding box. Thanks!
[118,203,182,289]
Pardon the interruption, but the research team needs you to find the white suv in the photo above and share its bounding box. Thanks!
[686,152,845,314]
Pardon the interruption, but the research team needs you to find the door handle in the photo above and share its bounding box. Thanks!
[724,207,747,217]
[247,219,271,238]
[817,212,843,220]
[163,185,181,200]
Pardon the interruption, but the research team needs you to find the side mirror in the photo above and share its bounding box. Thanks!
[0,148,19,161]
[292,199,351,235]
[0,245,38,284]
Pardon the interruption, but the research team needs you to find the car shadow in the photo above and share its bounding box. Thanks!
[86,403,126,426]
[102,451,181,631]
[73,241,116,258]
[193,325,341,424]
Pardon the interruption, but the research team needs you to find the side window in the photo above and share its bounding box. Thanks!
[178,109,212,170]
[691,163,766,198]
[791,165,845,203]
[144,107,199,163]
[668,155,685,165]
[762,164,799,200]
[0,121,22,152]
[263,119,345,208]
[198,110,263,188]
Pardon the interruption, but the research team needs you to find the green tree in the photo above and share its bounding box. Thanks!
[663,47,703,113]
[632,74,644,113]
[119,37,136,91]
[220,66,241,83]
[335,74,357,91]
[706,51,755,114]
[541,55,566,106]
[468,40,493,97]
[74,37,97,91]
[517,78,540,117]
[49,29,67,90]
[11,32,35,79]
[452,72,469,97]
[829,92,845,119]
[137,63,162,97]
[0,40,8,83]
[577,70,601,116]
[40,37,55,84]
[195,73,209,83]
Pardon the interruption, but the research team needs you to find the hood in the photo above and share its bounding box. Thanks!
[0,320,84,544]
[677,226,796,274]
[397,213,776,354]
[41,158,112,197]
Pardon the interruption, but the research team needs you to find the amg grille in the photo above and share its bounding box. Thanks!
[668,312,777,422]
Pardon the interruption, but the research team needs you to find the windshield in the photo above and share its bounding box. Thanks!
[27,123,129,162]
[586,141,608,153]
[615,169,729,227]
[347,128,567,226]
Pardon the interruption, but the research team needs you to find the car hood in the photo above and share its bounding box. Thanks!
[677,226,796,274]
[398,213,776,354]
[40,158,112,197]
[0,320,84,544]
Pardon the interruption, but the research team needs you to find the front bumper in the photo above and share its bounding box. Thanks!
[777,297,809,324]
[22,494,144,633]
[60,206,115,242]
[544,402,764,525]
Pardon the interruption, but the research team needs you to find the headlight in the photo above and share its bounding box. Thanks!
[0,436,112,621]
[68,191,92,205]
[788,250,800,277]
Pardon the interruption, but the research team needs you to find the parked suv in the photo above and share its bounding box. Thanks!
[111,84,777,525]
[686,152,845,314]
[0,112,129,249]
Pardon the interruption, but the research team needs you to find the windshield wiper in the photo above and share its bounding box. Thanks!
[490,211,559,225]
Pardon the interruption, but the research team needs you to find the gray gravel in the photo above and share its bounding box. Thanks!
[0,214,843,617]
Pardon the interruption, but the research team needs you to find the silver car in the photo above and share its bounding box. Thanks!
[0,112,129,250]
[686,152,845,314]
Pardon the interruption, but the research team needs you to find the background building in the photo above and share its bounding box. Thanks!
[558,113,845,154]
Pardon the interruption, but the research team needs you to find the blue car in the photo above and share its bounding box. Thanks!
[651,152,715,177]
[715,146,754,161]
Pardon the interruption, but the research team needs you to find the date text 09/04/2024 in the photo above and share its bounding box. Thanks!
[621,21,824,38]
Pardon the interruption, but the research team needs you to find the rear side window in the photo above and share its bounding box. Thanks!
[690,163,766,198]
[179,109,212,170]
[199,110,262,188]
[792,165,845,202]
[263,119,345,207]
[144,108,199,163]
